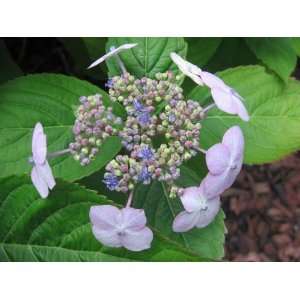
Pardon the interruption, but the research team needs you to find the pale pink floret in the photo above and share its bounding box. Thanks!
[170,53,250,121]
[172,185,220,233]
[203,126,244,198]
[90,205,153,251]
[30,122,55,198]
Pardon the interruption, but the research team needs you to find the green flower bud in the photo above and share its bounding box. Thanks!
[81,147,89,155]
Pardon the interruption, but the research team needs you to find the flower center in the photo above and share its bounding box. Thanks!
[198,196,208,211]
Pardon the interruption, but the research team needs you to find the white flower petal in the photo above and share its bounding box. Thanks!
[172,211,200,232]
[206,143,230,175]
[89,205,121,230]
[87,43,137,69]
[121,227,153,251]
[180,186,205,212]
[121,207,147,230]
[91,225,122,248]
[32,122,47,165]
[35,161,55,190]
[31,166,49,199]
[196,196,220,228]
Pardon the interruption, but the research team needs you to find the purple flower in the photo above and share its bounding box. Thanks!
[87,43,137,69]
[200,71,250,122]
[172,184,220,232]
[103,173,119,191]
[30,122,55,198]
[90,205,153,251]
[138,146,154,160]
[202,126,245,198]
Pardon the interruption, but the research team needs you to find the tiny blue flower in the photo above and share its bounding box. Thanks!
[138,146,154,160]
[105,79,114,89]
[133,99,144,112]
[138,166,152,183]
[168,113,176,123]
[137,111,151,126]
[103,173,119,190]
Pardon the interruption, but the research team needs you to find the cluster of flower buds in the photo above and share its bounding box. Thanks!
[99,70,206,197]
[69,94,122,166]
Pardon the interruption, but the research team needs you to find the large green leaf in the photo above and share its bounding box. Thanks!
[245,38,297,82]
[291,37,300,57]
[133,161,225,260]
[0,176,203,262]
[105,37,187,79]
[189,65,300,164]
[0,40,22,84]
[186,37,222,67]
[0,74,124,181]
[59,37,107,79]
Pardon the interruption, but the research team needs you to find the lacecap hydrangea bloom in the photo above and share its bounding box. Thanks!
[28,43,250,252]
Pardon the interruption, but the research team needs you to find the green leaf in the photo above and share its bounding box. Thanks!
[0,40,22,84]
[59,37,107,79]
[189,65,300,164]
[133,165,225,260]
[0,176,204,261]
[291,37,300,57]
[105,37,187,79]
[186,37,222,67]
[245,38,297,82]
[0,73,125,181]
[205,38,258,73]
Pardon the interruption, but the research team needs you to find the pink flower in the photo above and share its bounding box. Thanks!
[30,122,55,198]
[172,184,220,232]
[90,205,153,251]
[170,53,250,121]
[87,43,137,69]
[202,126,244,198]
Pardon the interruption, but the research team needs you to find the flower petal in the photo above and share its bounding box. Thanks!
[121,207,147,230]
[222,126,244,167]
[170,52,204,85]
[206,143,230,175]
[196,196,220,228]
[121,227,153,251]
[35,161,55,190]
[91,225,122,248]
[235,95,250,121]
[199,71,228,89]
[89,205,121,230]
[32,122,47,165]
[211,87,239,115]
[172,211,200,232]
[87,43,137,69]
[202,168,240,199]
[180,186,204,212]
[31,166,49,198]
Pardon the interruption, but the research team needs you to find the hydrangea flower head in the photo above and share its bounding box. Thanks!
[90,205,153,251]
[203,126,244,198]
[172,184,220,232]
[30,122,55,198]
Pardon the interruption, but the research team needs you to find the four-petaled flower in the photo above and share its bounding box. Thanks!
[138,146,154,160]
[87,43,137,69]
[172,184,220,232]
[90,205,153,251]
[30,122,55,198]
[170,52,250,121]
[202,126,244,198]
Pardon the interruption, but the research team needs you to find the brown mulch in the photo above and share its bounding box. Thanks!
[224,152,300,261]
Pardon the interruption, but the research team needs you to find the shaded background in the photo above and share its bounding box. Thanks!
[1,37,300,261]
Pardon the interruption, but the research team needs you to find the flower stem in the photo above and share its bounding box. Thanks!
[126,191,133,208]
[202,103,216,114]
[115,54,127,74]
[47,148,71,159]
[193,146,207,154]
